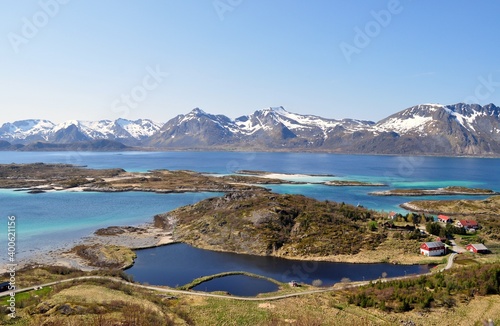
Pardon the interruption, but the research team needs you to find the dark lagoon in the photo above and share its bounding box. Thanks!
[126,243,433,296]
[192,275,279,296]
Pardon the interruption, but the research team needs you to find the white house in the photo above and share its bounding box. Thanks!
[420,241,446,256]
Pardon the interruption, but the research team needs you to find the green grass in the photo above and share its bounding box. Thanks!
[189,298,270,326]
[16,287,52,301]
[454,259,480,266]
[0,287,52,301]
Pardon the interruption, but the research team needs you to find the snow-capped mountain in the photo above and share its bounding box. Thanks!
[372,103,500,155]
[377,103,500,136]
[148,108,239,147]
[0,118,164,145]
[0,119,55,142]
[146,103,500,154]
[2,103,500,155]
[236,106,372,136]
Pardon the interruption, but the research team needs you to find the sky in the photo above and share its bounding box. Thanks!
[1,0,500,124]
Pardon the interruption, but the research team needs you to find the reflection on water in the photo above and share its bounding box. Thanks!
[126,243,432,295]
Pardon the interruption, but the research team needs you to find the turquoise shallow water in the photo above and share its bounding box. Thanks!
[0,190,219,260]
[0,151,499,265]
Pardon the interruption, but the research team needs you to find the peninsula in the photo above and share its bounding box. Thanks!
[370,186,498,196]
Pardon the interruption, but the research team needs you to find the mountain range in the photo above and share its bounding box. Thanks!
[1,103,500,156]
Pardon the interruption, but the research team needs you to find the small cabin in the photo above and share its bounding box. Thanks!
[438,215,452,224]
[388,211,397,220]
[420,241,446,256]
[466,243,489,254]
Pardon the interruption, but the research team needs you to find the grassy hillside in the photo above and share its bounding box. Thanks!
[155,191,388,258]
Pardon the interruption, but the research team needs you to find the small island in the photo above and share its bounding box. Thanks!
[0,163,280,193]
[236,170,335,177]
[370,186,498,196]
[324,180,386,187]
[236,169,386,187]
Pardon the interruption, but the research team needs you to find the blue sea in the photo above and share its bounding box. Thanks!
[0,151,499,264]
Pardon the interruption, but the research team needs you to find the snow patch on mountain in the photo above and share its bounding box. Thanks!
[378,115,433,133]
[116,119,164,139]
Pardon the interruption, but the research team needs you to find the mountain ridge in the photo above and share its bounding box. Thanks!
[2,103,500,156]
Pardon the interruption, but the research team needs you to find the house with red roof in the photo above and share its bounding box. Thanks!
[456,219,479,230]
[420,242,446,256]
[466,243,489,254]
[437,215,452,224]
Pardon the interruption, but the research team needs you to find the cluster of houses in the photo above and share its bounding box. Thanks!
[437,214,480,232]
[419,240,489,256]
[386,212,488,257]
[387,212,481,232]
[410,214,485,257]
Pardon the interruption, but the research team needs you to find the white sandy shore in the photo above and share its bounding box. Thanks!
[237,172,336,182]
[0,224,174,274]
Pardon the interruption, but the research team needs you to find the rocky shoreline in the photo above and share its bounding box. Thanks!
[2,224,175,274]
[371,186,497,196]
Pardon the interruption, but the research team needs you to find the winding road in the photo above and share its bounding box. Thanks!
[444,252,457,270]
[1,276,335,301]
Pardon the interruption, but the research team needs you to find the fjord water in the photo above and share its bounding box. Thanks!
[0,151,498,290]
[1,151,497,214]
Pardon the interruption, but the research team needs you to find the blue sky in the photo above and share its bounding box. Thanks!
[1,0,500,123]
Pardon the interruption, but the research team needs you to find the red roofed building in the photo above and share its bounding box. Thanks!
[438,215,452,223]
[466,243,489,254]
[420,242,446,256]
[456,219,479,230]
